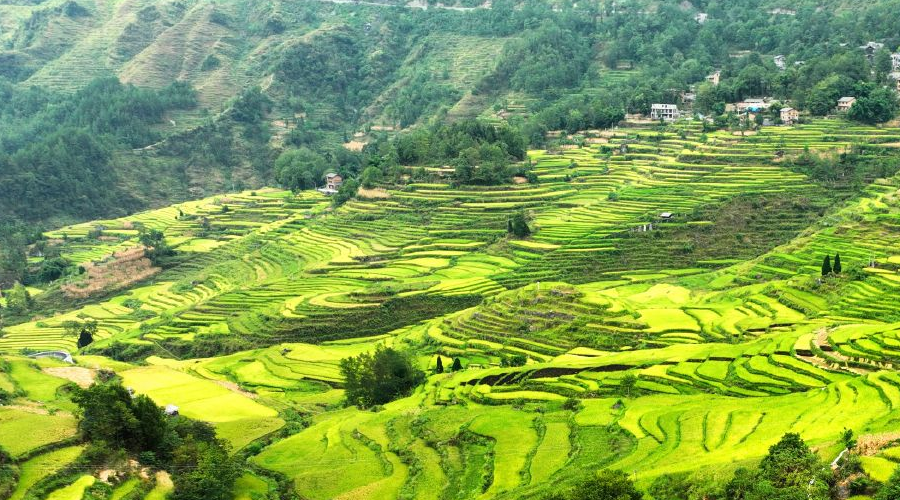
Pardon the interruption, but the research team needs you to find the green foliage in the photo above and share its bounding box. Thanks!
[72,382,168,455]
[275,25,404,127]
[620,373,638,398]
[822,255,832,277]
[138,229,174,265]
[360,166,383,189]
[725,433,832,500]
[451,357,463,372]
[525,95,624,141]
[841,428,856,450]
[876,466,900,500]
[340,346,425,408]
[231,86,272,124]
[648,473,692,500]
[64,319,98,349]
[385,72,461,128]
[0,78,196,222]
[549,469,643,500]
[500,354,527,367]
[834,254,843,275]
[274,147,330,192]
[4,282,33,315]
[492,20,591,94]
[72,381,239,499]
[0,232,27,287]
[391,120,526,186]
[36,257,70,283]
[434,356,444,374]
[508,211,531,238]
[332,178,359,207]
[170,440,241,500]
[847,88,900,124]
[805,75,854,116]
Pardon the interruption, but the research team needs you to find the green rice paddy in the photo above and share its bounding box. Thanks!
[6,119,900,498]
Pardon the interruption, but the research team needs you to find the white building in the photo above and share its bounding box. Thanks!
[837,97,856,112]
[650,104,680,121]
[780,107,799,125]
[318,173,344,195]
[774,55,786,70]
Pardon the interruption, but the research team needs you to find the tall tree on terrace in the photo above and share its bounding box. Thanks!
[821,255,832,276]
[833,253,842,274]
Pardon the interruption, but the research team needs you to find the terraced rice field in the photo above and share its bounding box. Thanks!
[7,119,900,498]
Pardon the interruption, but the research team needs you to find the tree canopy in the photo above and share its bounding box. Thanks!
[340,346,425,407]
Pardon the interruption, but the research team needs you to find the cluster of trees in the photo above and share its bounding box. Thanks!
[0,78,197,223]
[138,228,174,265]
[543,469,643,500]
[73,381,241,500]
[522,95,625,145]
[433,355,463,373]
[273,147,334,192]
[274,25,405,131]
[507,211,531,237]
[0,282,33,317]
[847,88,900,124]
[273,119,532,200]
[484,19,593,95]
[340,346,425,408]
[383,72,462,128]
[822,253,842,277]
[725,433,832,500]
[64,319,98,349]
[391,120,528,186]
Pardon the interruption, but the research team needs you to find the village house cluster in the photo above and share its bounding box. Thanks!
[642,39,900,126]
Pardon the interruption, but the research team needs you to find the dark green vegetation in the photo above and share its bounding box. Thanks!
[340,346,425,407]
[73,381,240,500]
[544,469,643,500]
[0,78,197,222]
[724,433,832,500]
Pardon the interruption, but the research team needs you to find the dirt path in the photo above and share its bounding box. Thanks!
[214,379,258,399]
[43,367,96,388]
[5,403,49,415]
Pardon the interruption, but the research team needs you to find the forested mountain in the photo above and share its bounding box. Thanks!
[1,0,900,227]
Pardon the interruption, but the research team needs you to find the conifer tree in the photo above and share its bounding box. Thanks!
[833,253,842,274]
[435,356,444,374]
[821,255,832,276]
[451,358,463,372]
